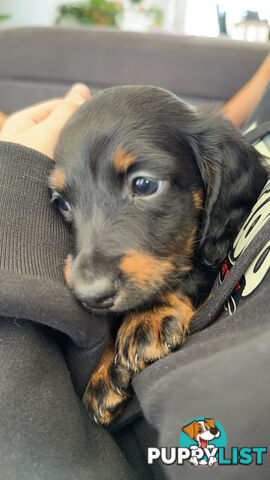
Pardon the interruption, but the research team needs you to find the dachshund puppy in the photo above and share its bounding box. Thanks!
[49,86,267,424]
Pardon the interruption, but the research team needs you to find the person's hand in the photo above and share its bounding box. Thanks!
[0,83,91,158]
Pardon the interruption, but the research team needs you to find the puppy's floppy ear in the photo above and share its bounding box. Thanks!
[187,112,267,267]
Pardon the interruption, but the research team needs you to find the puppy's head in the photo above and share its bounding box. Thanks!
[50,86,266,313]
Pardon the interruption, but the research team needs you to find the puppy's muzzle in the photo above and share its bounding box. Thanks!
[74,277,118,311]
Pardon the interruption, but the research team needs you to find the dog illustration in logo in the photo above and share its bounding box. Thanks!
[182,418,220,466]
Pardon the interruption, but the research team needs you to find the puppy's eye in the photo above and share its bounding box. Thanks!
[54,196,70,212]
[198,428,203,433]
[51,191,72,222]
[132,178,164,197]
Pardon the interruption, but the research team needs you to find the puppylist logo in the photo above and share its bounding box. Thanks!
[147,417,267,467]
[180,417,225,466]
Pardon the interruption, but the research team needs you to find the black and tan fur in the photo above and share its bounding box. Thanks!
[49,86,268,424]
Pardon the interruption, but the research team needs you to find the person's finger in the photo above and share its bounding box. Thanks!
[22,97,85,158]
[41,97,84,134]
[65,83,91,101]
[0,84,90,157]
[0,84,90,138]
[1,99,63,136]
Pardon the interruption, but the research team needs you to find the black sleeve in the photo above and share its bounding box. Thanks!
[0,141,108,350]
[0,317,141,480]
[0,142,141,480]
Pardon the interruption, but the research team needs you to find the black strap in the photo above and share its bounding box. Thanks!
[189,122,270,334]
[189,216,270,334]
[244,120,270,144]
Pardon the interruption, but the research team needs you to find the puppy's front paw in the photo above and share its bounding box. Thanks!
[115,293,193,372]
[83,361,132,425]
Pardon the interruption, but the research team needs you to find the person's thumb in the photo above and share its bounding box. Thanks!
[41,83,91,134]
[23,83,91,158]
[42,97,84,133]
[65,83,91,101]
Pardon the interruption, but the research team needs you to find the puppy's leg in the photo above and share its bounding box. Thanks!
[83,292,193,424]
[83,335,132,425]
[115,292,194,372]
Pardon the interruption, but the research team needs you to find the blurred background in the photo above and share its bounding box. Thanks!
[0,0,270,42]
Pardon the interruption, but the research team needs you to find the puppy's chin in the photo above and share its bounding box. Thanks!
[111,286,164,313]
[80,288,159,315]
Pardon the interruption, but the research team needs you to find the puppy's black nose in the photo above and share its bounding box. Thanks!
[74,277,117,310]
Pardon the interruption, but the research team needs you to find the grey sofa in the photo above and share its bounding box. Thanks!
[0,26,270,115]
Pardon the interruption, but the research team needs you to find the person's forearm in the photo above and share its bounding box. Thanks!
[221,54,270,129]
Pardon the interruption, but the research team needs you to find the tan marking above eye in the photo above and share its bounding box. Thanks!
[120,250,174,289]
[113,148,136,173]
[49,168,66,191]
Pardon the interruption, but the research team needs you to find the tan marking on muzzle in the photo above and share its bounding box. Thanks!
[120,250,173,289]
